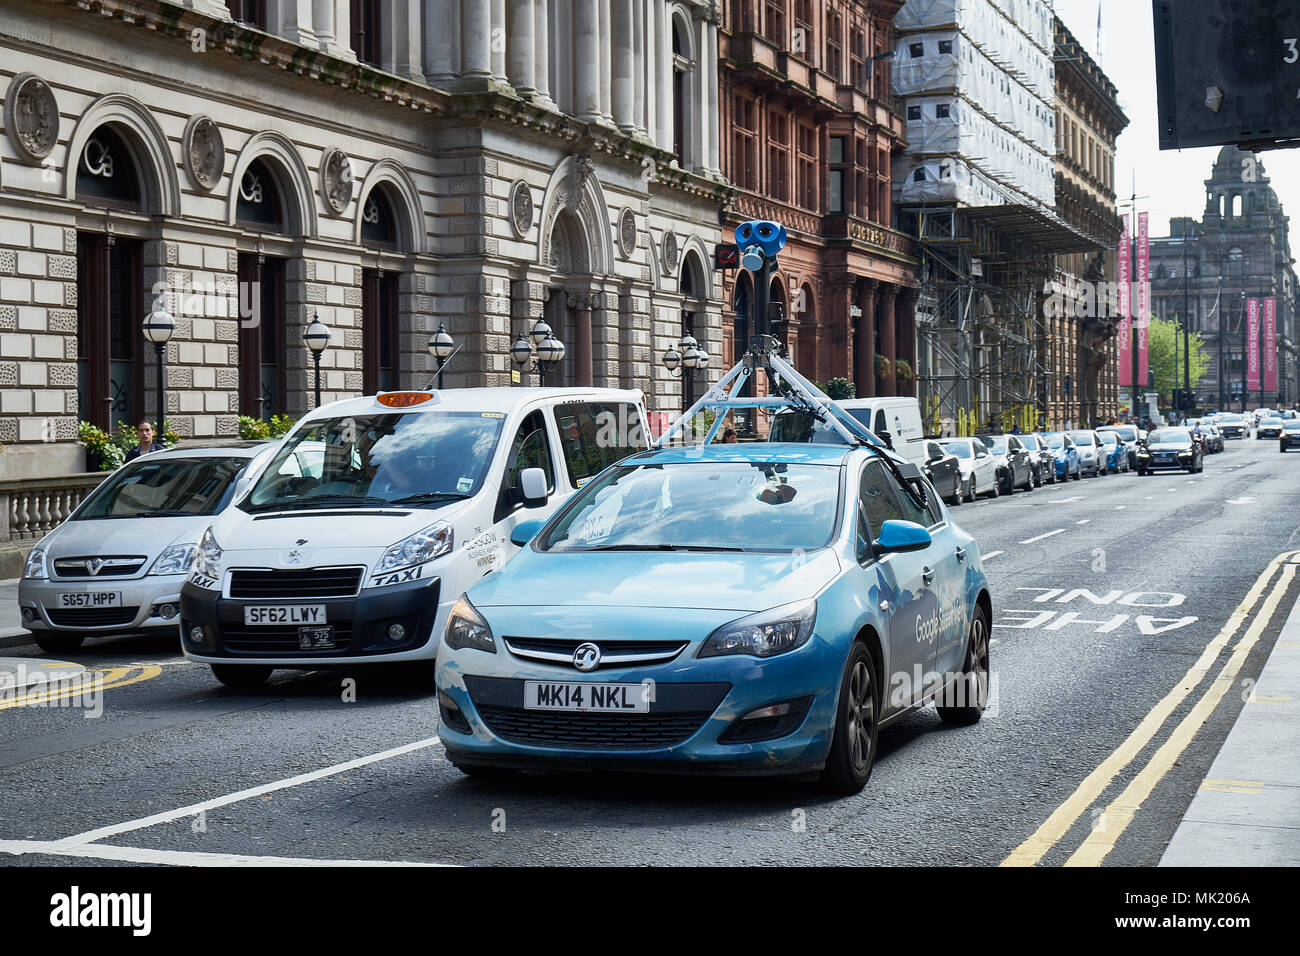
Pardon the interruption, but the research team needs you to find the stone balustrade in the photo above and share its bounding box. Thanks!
[0,474,106,544]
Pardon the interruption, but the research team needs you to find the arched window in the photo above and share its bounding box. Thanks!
[361,184,403,394]
[680,252,708,413]
[1232,194,1242,218]
[75,125,142,210]
[672,14,693,168]
[236,158,286,232]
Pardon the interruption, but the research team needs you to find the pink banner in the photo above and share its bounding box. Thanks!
[1246,298,1260,391]
[1117,214,1131,388]
[1136,212,1149,388]
[1264,297,1277,395]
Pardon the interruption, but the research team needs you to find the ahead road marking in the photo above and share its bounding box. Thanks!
[1065,562,1296,866]
[982,550,1003,560]
[1001,549,1300,867]
[1019,529,1065,544]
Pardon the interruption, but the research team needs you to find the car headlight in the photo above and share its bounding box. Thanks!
[444,594,495,653]
[372,522,453,578]
[193,527,223,580]
[700,599,816,659]
[149,544,199,576]
[1137,451,1150,458]
[23,548,47,580]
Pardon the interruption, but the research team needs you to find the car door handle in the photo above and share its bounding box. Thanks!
[954,547,966,562]
[922,566,935,586]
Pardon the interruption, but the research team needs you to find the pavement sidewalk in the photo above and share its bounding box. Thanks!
[1160,590,1300,866]
[0,578,31,649]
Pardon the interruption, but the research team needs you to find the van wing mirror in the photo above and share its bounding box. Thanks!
[519,467,549,508]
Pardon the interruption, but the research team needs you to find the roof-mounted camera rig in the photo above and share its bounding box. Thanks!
[654,219,930,508]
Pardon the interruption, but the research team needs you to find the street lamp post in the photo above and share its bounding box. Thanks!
[141,297,175,443]
[660,332,711,416]
[427,323,456,389]
[511,319,565,386]
[303,311,331,409]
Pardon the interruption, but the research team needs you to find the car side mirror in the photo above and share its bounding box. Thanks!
[510,518,547,548]
[873,520,932,554]
[877,429,894,450]
[519,467,548,508]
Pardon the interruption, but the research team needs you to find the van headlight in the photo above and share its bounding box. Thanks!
[372,522,453,578]
[193,528,223,580]
[150,544,199,576]
[23,548,47,580]
[444,595,495,653]
[700,600,816,659]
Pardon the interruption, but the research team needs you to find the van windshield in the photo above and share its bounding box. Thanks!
[768,408,873,444]
[242,412,505,512]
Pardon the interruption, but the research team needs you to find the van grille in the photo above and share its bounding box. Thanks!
[228,567,363,599]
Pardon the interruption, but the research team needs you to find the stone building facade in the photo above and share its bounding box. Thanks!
[716,0,918,417]
[0,0,729,479]
[1047,15,1126,427]
[1148,147,1298,411]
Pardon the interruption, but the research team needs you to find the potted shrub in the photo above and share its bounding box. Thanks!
[894,359,914,383]
[874,354,893,379]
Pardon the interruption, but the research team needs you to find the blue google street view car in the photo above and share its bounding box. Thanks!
[435,441,992,793]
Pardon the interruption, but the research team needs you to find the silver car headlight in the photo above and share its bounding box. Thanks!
[700,599,816,659]
[149,544,199,576]
[444,594,496,653]
[193,527,223,580]
[23,548,47,580]
[372,522,453,579]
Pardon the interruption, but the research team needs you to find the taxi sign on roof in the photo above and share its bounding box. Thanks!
[377,391,436,408]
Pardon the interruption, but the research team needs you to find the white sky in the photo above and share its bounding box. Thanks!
[1052,0,1299,238]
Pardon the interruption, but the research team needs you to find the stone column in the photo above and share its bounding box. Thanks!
[534,0,552,104]
[656,0,671,152]
[276,0,318,47]
[898,286,918,397]
[491,0,508,81]
[642,0,657,141]
[390,0,423,81]
[855,279,878,398]
[425,0,459,83]
[612,0,635,131]
[574,0,602,121]
[508,0,536,94]
[332,0,354,59]
[461,0,492,79]
[706,17,720,172]
[569,292,594,387]
[632,0,646,134]
[598,0,612,121]
[878,283,897,396]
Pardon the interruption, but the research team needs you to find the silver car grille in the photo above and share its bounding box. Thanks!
[53,556,148,578]
[502,636,688,669]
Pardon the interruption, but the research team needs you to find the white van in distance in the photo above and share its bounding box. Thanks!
[179,387,649,686]
[769,396,928,467]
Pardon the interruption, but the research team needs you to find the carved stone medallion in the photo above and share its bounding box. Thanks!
[183,115,223,191]
[320,146,353,214]
[4,74,59,163]
[662,230,679,273]
[510,179,534,237]
[618,208,636,259]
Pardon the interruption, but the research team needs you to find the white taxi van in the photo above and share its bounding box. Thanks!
[179,387,649,686]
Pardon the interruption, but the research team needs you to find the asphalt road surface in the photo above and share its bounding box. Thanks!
[2,436,1298,867]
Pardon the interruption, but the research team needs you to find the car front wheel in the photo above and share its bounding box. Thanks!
[34,633,85,655]
[936,604,989,726]
[820,641,879,794]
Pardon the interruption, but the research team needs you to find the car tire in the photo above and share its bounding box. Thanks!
[33,633,85,655]
[1022,470,1033,492]
[936,603,989,727]
[820,641,879,795]
[210,664,272,688]
[987,476,999,498]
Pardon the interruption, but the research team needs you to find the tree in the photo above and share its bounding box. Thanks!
[1147,316,1210,404]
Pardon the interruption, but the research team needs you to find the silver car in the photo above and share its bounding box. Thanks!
[19,442,274,654]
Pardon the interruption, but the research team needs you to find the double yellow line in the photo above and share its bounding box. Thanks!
[1002,549,1300,867]
[0,665,162,710]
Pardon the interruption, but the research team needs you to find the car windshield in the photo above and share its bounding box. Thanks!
[1219,414,1242,422]
[76,456,248,519]
[1284,421,1300,431]
[243,411,505,512]
[1019,435,1040,450]
[1261,418,1282,426]
[1099,432,1118,446]
[980,437,1007,454]
[1148,428,1191,444]
[1042,433,1066,449]
[1069,431,1095,445]
[940,441,971,458]
[1100,426,1137,441]
[540,461,842,553]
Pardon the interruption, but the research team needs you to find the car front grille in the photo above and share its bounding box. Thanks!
[46,606,139,628]
[502,636,688,668]
[53,556,146,578]
[228,567,363,599]
[219,625,354,653]
[474,705,712,751]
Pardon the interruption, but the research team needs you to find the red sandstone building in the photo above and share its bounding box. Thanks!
[717,0,919,415]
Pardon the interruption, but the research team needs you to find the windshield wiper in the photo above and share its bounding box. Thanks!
[243,494,390,513]
[389,492,473,505]
[584,544,747,552]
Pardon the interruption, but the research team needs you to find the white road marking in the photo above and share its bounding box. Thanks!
[1077,519,1090,524]
[1049,496,1085,503]
[1145,496,1153,500]
[1019,529,1065,545]
[982,550,1004,560]
[43,736,444,852]
[1115,505,1127,510]
[0,839,448,867]
[1227,497,1256,504]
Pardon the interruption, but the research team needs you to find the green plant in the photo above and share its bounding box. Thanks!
[268,413,296,438]
[824,377,856,400]
[238,415,271,440]
[77,422,123,472]
[874,354,893,378]
[894,359,914,383]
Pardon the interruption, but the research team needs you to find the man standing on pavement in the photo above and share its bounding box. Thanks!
[125,419,165,462]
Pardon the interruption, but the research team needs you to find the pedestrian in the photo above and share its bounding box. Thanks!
[124,419,165,462]
[721,428,738,443]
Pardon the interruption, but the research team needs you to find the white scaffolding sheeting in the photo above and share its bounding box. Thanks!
[893,0,1055,207]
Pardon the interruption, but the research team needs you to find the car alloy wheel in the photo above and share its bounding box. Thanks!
[820,641,879,794]
[937,604,989,726]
